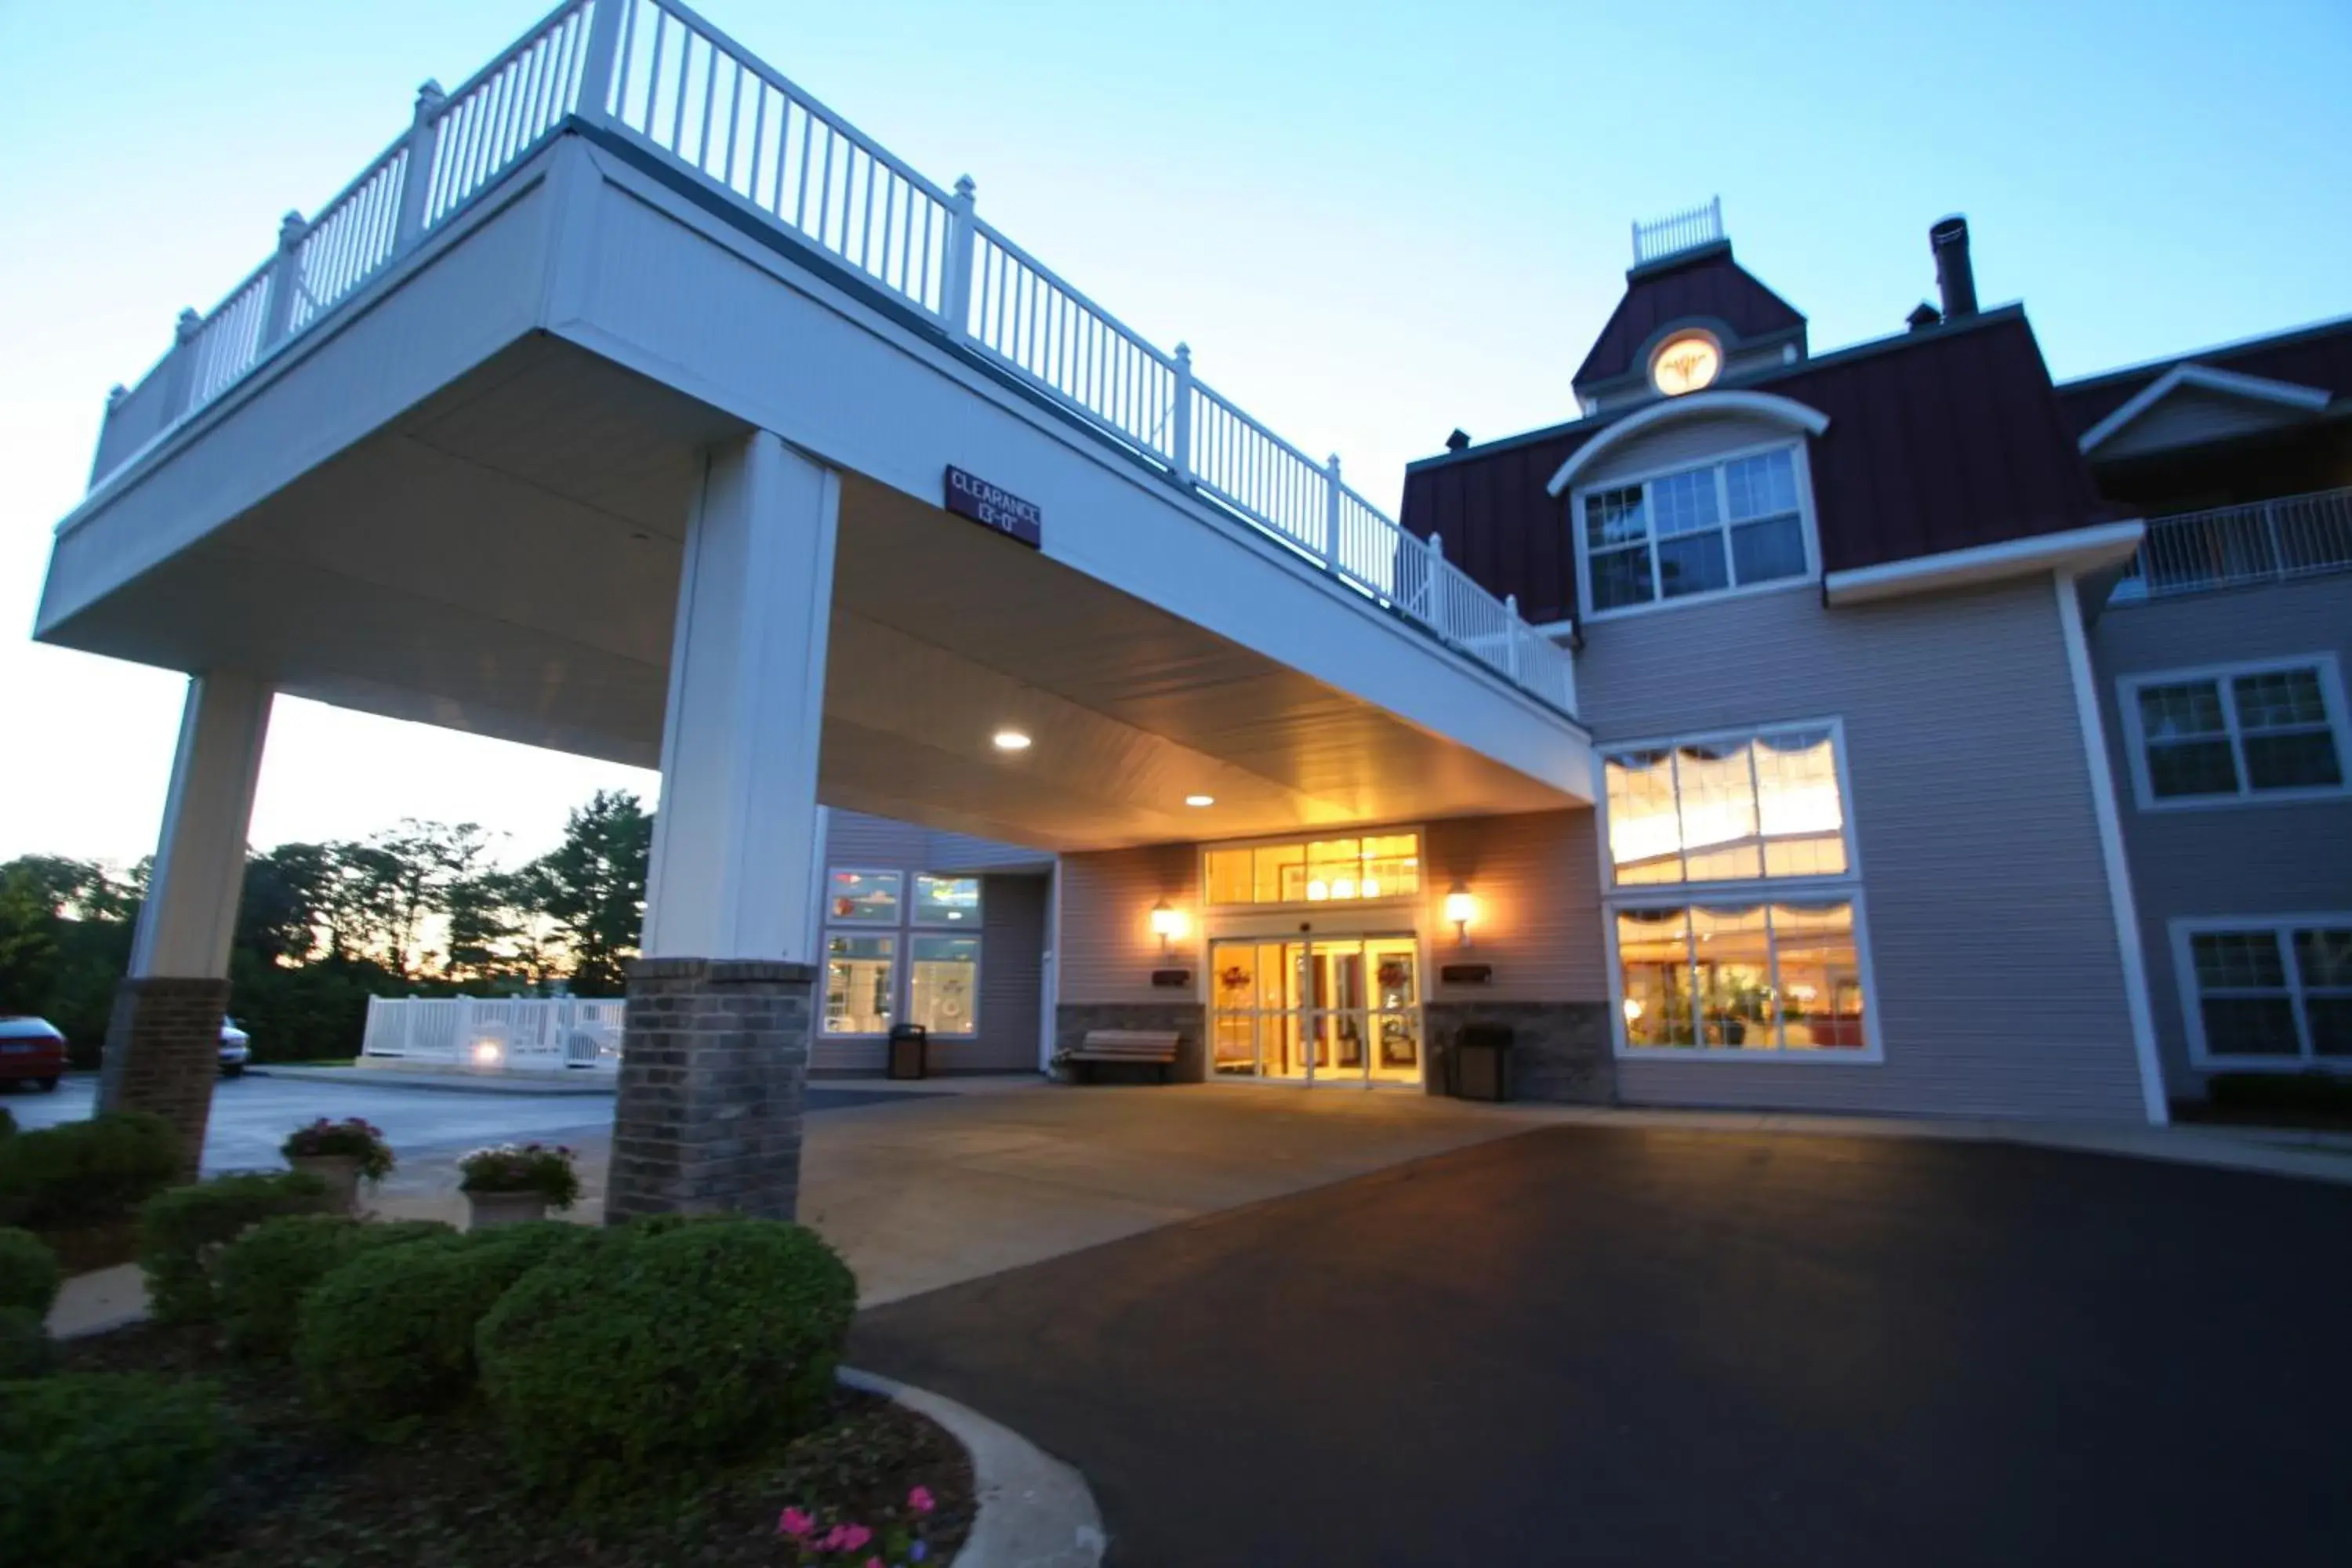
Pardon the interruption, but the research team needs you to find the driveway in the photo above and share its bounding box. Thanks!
[851,1123,2352,1566]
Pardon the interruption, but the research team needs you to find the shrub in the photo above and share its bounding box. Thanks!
[477,1218,856,1494]
[2207,1071,2352,1117]
[214,1214,454,1358]
[0,1372,230,1567]
[296,1221,600,1438]
[281,1116,396,1181]
[137,1171,332,1326]
[0,1105,15,1136]
[457,1142,581,1208]
[0,1305,53,1378]
[0,1112,180,1232]
[0,1225,62,1316]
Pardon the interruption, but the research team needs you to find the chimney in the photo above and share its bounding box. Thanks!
[1930,216,1976,318]
[1445,429,1471,453]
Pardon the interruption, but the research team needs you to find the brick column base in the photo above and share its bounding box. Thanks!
[99,976,232,1181]
[606,957,815,1224]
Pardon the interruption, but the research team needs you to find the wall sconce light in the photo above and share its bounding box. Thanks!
[1443,883,1477,948]
[1149,898,1188,956]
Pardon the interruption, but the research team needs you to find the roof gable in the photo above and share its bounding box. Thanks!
[2076,362,2330,455]
[1572,245,1806,390]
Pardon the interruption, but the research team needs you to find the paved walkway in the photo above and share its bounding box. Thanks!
[851,1121,2352,1566]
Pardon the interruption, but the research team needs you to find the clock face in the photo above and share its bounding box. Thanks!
[1650,333,1722,396]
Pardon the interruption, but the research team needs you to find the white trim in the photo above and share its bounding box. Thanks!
[1544,390,1831,497]
[2078,363,2332,454]
[2171,913,2352,1073]
[1572,437,1824,623]
[2054,572,2170,1125]
[2116,652,2352,812]
[1821,521,2144,607]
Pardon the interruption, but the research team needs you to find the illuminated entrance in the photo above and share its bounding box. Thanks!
[1207,935,1423,1087]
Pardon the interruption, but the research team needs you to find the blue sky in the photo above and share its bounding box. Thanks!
[2,0,2347,866]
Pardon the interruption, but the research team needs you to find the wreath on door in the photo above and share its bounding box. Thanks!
[1218,964,1253,995]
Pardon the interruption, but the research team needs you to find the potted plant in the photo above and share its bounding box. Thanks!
[279,1117,394,1211]
[1047,1048,1079,1085]
[458,1142,581,1229]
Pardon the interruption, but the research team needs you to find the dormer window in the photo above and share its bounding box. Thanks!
[1579,444,1816,615]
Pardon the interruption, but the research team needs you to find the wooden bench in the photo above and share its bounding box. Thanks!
[1066,1029,1181,1083]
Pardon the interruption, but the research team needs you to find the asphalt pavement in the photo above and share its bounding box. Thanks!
[851,1122,2352,1568]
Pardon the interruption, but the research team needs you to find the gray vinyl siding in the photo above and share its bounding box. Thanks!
[1576,412,1796,489]
[2089,574,2352,1094]
[1425,811,1607,1004]
[1577,578,2148,1120]
[1058,843,1199,1004]
[2092,390,2313,463]
[814,808,1051,1074]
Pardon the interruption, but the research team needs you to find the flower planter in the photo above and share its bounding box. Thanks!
[289,1153,363,1212]
[466,1189,550,1229]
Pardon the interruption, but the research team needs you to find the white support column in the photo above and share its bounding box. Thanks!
[130,672,274,980]
[640,430,839,962]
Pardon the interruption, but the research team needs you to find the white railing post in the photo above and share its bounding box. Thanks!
[1504,594,1522,677]
[1424,531,1446,632]
[1171,342,1194,484]
[1323,454,1343,571]
[261,211,308,347]
[942,174,978,336]
[2261,499,2285,579]
[393,80,446,254]
[573,0,625,123]
[161,308,205,417]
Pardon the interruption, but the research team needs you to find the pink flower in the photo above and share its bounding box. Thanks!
[908,1485,935,1515]
[866,1559,885,1568]
[836,1523,873,1551]
[777,1506,815,1537]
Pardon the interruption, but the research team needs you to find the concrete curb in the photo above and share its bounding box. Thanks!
[252,1065,616,1097]
[840,1366,1106,1568]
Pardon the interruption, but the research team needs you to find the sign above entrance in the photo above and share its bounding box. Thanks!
[943,466,1042,549]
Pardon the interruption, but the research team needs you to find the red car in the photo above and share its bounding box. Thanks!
[0,1016,67,1091]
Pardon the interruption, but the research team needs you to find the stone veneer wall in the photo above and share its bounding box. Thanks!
[1423,1000,1615,1105]
[99,976,234,1180]
[608,957,814,1222]
[1054,1002,1208,1083]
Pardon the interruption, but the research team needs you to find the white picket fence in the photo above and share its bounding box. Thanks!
[86,0,1578,717]
[361,996,625,1072]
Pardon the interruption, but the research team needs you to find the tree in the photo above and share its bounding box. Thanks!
[521,790,651,995]
[365,819,496,977]
[0,866,60,1015]
[238,843,336,967]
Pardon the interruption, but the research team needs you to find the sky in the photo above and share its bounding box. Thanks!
[2,0,2347,871]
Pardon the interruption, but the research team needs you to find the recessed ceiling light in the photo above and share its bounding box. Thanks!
[992,729,1033,752]
[1185,794,1215,808]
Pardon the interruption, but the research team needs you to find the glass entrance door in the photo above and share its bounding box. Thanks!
[1209,935,1421,1087]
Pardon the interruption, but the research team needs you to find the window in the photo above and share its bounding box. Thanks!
[826,869,902,924]
[1203,832,1421,907]
[1603,726,1848,887]
[1602,720,1875,1058]
[2123,657,2348,808]
[1580,445,1812,615]
[1617,902,1867,1052]
[909,935,981,1035]
[913,874,982,926]
[2176,919,2352,1067]
[825,934,895,1035]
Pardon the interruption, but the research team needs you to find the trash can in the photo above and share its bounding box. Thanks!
[1451,1022,1513,1102]
[887,1022,929,1081]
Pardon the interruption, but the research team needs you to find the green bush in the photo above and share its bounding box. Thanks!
[2208,1071,2352,1117]
[136,1171,332,1326]
[0,1305,53,1378]
[214,1214,454,1359]
[476,1218,856,1494]
[0,1372,230,1566]
[0,1112,181,1232]
[0,1105,15,1135]
[296,1221,599,1438]
[0,1225,62,1316]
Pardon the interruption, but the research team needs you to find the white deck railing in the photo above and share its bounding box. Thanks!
[1632,197,1723,267]
[85,0,1577,717]
[2109,487,2352,604]
[361,995,625,1071]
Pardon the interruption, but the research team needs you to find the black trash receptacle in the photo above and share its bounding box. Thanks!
[887,1022,929,1080]
[1452,1022,1514,1102]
